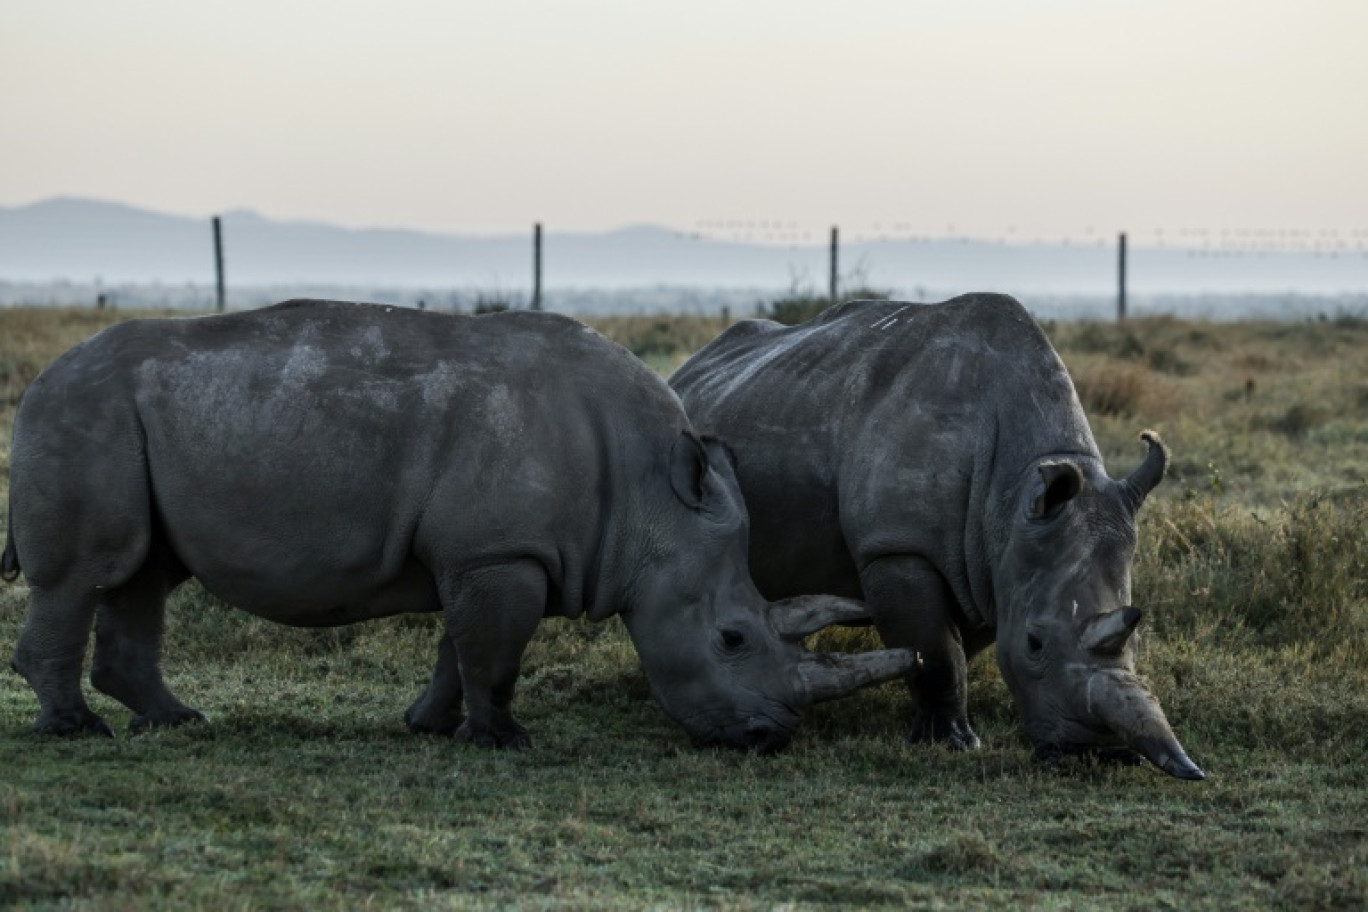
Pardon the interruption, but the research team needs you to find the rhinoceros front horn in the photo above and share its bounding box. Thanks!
[1119,430,1169,512]
[769,595,920,703]
[1088,669,1205,780]
[799,648,921,704]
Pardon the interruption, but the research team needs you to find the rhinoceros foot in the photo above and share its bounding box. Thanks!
[455,719,532,750]
[34,707,115,738]
[129,707,206,734]
[404,699,465,736]
[907,710,981,751]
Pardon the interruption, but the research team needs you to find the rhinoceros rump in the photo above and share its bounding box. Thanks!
[671,294,1203,779]
[2,300,917,750]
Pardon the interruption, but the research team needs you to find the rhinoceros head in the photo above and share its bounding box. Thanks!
[993,432,1204,780]
[621,432,920,753]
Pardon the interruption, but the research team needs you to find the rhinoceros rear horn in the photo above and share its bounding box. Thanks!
[1120,430,1168,512]
[1081,607,1142,656]
[799,648,921,704]
[769,595,875,641]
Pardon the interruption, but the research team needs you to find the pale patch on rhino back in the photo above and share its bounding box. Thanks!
[348,325,391,365]
[279,344,330,388]
[482,383,524,449]
[418,361,461,408]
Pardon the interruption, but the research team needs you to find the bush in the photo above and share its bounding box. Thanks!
[1070,362,1177,419]
[763,286,891,326]
[765,294,831,326]
[1138,490,1368,652]
[1266,402,1329,439]
[589,315,730,364]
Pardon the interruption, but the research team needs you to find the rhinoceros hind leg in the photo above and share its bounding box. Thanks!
[908,710,981,751]
[89,545,201,731]
[443,559,545,750]
[13,585,112,737]
[405,634,465,735]
[861,554,982,751]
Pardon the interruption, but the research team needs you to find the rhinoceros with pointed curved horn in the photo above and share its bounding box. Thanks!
[671,293,1203,779]
[2,300,917,751]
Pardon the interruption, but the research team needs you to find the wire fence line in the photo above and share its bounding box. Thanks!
[3,206,1368,321]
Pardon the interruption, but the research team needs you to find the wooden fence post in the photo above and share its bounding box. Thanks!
[532,222,543,311]
[212,216,226,313]
[829,226,839,303]
[1117,231,1127,321]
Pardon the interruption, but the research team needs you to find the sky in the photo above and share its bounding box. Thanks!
[3,0,1367,242]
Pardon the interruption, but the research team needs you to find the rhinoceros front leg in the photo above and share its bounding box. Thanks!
[11,583,113,737]
[440,559,546,750]
[89,556,203,732]
[861,555,981,751]
[404,635,465,735]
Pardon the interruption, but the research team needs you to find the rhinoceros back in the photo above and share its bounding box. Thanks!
[672,294,1096,603]
[8,301,682,622]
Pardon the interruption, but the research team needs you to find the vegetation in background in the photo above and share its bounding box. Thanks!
[759,273,893,326]
[1,305,1366,909]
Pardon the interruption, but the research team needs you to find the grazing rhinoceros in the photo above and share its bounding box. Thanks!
[2,299,918,751]
[671,293,1204,779]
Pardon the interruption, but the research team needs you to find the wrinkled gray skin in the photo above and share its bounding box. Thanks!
[2,300,918,751]
[671,293,1204,779]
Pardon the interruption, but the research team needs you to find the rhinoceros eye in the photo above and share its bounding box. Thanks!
[1027,633,1044,655]
[719,629,747,652]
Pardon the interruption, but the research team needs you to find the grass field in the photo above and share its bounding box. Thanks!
[2,304,1366,910]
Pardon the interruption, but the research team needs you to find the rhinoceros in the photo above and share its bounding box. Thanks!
[2,299,918,751]
[670,293,1204,779]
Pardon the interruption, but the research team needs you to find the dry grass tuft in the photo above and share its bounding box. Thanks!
[1070,361,1181,420]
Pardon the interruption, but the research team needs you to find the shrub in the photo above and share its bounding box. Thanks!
[765,294,831,326]
[1070,362,1176,419]
[1266,402,1330,439]
[1138,490,1368,652]
[762,286,891,326]
[472,295,512,314]
[589,315,730,364]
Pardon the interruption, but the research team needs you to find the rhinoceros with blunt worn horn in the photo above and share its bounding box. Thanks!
[671,293,1204,779]
[2,300,917,751]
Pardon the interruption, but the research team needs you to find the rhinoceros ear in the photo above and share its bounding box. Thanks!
[671,431,742,518]
[1081,607,1142,656]
[1029,461,1084,519]
[699,435,738,478]
[669,432,710,509]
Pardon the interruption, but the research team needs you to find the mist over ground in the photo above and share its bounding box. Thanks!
[3,198,1366,320]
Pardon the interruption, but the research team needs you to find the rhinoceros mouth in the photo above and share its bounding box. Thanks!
[686,712,798,755]
[1032,741,1142,767]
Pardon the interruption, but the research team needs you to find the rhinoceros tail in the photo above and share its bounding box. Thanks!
[1,511,18,583]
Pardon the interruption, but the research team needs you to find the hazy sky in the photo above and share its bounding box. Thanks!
[3,0,1366,240]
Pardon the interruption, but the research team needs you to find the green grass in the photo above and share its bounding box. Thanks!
[2,306,1367,909]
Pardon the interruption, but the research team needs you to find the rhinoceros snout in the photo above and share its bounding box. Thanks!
[738,719,792,755]
[692,718,794,754]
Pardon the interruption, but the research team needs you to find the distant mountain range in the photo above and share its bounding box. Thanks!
[2,198,1367,309]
